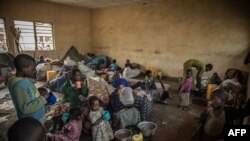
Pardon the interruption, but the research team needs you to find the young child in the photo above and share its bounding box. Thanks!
[38,87,57,105]
[110,59,118,71]
[131,70,157,91]
[8,117,46,141]
[192,89,250,141]
[51,103,70,133]
[61,68,88,107]
[203,89,228,140]
[89,96,114,141]
[7,54,46,123]
[178,69,193,110]
[209,72,222,85]
[125,59,132,68]
[36,55,45,65]
[51,107,82,141]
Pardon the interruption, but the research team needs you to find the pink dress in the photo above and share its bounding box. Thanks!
[53,119,82,141]
[179,76,193,106]
[180,76,193,93]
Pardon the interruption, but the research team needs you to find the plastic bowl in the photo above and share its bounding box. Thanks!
[101,110,110,121]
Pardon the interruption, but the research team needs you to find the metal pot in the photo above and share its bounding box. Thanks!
[137,121,157,137]
[114,129,133,141]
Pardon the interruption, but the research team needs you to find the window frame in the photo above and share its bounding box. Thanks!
[0,18,9,52]
[14,19,55,51]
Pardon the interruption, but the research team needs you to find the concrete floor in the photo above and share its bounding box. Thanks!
[0,78,205,141]
[147,79,205,141]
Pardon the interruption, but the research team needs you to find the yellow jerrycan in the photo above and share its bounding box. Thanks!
[132,133,143,141]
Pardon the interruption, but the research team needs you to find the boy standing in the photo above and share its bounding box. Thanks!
[8,54,47,123]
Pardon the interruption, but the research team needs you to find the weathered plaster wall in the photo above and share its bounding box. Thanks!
[91,0,250,77]
[0,0,249,92]
[0,0,91,59]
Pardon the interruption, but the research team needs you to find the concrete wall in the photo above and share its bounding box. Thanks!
[91,0,250,77]
[0,0,91,59]
[0,0,249,79]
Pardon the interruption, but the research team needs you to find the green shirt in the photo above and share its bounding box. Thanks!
[184,59,205,77]
[61,79,88,107]
[7,76,46,123]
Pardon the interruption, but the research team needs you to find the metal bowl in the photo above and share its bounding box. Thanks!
[114,129,133,141]
[137,121,157,137]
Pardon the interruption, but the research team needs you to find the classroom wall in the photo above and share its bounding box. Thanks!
[0,0,91,59]
[91,0,250,78]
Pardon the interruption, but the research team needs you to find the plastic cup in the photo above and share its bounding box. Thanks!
[75,81,82,88]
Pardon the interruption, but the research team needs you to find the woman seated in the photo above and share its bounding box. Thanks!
[109,81,140,130]
[133,90,153,121]
[218,70,246,109]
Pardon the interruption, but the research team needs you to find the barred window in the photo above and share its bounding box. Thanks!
[14,20,54,51]
[0,18,8,52]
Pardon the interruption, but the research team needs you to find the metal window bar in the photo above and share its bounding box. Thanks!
[14,20,54,51]
[35,22,54,50]
[0,18,8,52]
[14,20,35,51]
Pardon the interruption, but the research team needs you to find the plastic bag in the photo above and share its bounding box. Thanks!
[63,56,77,66]
[119,87,134,106]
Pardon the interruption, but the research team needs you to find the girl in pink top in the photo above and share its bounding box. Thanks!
[179,69,193,110]
[52,107,82,141]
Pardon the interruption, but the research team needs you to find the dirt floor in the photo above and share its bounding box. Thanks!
[0,77,206,141]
